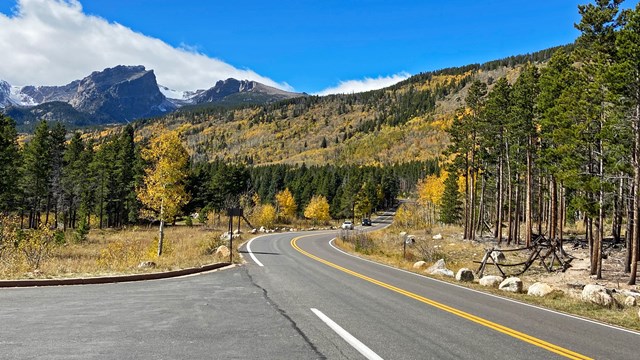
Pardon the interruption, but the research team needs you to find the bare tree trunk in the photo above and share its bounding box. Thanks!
[495,156,504,242]
[464,153,471,240]
[550,177,557,242]
[596,139,605,279]
[626,179,635,273]
[613,176,623,243]
[537,176,543,236]
[476,175,486,234]
[158,199,165,257]
[559,185,566,256]
[506,178,513,245]
[525,143,533,247]
[514,181,521,245]
[629,99,640,285]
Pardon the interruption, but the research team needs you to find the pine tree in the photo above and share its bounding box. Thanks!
[0,115,20,212]
[614,3,640,284]
[21,121,52,228]
[440,171,462,225]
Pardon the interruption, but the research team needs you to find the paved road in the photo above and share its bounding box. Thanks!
[0,267,320,359]
[2,212,639,359]
[243,213,640,359]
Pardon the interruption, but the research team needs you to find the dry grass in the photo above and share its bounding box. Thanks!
[336,221,640,332]
[0,225,240,280]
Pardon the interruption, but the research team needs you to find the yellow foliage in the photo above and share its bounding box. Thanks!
[417,172,446,206]
[17,224,56,270]
[304,195,331,224]
[275,188,297,221]
[257,204,277,228]
[137,129,191,222]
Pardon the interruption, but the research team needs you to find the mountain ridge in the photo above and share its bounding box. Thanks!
[0,66,303,130]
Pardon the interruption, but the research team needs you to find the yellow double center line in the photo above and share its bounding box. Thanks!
[291,235,591,360]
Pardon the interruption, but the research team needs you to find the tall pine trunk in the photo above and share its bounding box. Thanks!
[525,142,533,246]
[495,156,504,242]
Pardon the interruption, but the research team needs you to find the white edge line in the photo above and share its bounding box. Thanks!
[328,238,640,337]
[246,235,265,267]
[245,230,335,267]
[310,308,384,360]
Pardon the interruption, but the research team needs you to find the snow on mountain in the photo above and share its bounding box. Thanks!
[10,85,38,106]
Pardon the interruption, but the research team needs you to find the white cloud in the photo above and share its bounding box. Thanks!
[0,0,292,92]
[316,72,410,96]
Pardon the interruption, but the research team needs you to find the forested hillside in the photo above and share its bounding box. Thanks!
[117,46,562,166]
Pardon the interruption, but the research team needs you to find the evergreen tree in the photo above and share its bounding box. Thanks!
[440,171,462,224]
[0,115,20,212]
[20,121,52,228]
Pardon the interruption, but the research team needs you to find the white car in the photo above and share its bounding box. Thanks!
[341,221,354,230]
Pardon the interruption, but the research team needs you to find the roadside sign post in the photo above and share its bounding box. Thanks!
[226,208,243,263]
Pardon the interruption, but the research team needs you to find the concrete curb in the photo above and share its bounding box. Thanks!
[0,262,232,288]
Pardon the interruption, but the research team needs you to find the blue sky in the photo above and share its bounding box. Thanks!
[0,0,637,94]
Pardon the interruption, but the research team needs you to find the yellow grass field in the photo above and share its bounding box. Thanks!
[0,225,234,280]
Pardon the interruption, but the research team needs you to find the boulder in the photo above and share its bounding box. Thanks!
[233,229,242,235]
[527,282,554,297]
[431,269,454,277]
[455,268,474,282]
[432,233,443,240]
[413,261,428,270]
[137,261,156,269]
[491,250,506,264]
[250,228,258,234]
[499,277,523,293]
[426,259,453,277]
[479,275,504,288]
[624,296,637,307]
[581,284,616,308]
[214,245,230,259]
[259,226,266,233]
[426,259,447,272]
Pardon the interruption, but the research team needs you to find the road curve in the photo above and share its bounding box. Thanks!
[242,214,640,359]
[2,213,638,359]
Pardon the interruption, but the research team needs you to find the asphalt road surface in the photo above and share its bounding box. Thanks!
[1,212,639,359]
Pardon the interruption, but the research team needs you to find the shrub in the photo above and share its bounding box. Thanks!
[18,225,56,270]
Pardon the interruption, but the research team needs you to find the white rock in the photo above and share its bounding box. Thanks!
[214,245,230,259]
[250,228,257,234]
[137,261,156,269]
[624,296,637,307]
[426,259,447,273]
[455,268,474,282]
[413,261,428,270]
[499,277,523,293]
[233,229,242,235]
[431,268,454,277]
[432,233,443,240]
[581,284,616,308]
[527,282,554,297]
[479,275,504,288]
[259,226,266,233]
